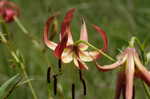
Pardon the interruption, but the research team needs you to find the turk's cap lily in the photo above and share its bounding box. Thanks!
[0,0,19,22]
[95,47,150,99]
[43,8,108,70]
[43,8,75,59]
[54,8,76,58]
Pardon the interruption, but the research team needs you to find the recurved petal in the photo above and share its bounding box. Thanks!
[96,54,127,72]
[73,57,88,70]
[134,52,150,86]
[43,15,58,50]
[61,8,75,38]
[93,24,108,50]
[54,34,68,58]
[55,8,75,59]
[125,52,134,99]
[61,47,73,63]
[79,17,88,50]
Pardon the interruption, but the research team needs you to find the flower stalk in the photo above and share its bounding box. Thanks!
[0,21,38,99]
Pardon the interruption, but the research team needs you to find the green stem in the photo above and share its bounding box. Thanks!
[0,25,38,99]
[75,40,115,62]
[11,51,38,99]
[47,83,53,99]
[0,17,8,34]
[20,63,38,99]
[129,36,136,48]
[0,32,7,43]
[14,16,28,34]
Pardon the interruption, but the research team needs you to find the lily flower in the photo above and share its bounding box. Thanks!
[0,0,19,22]
[96,47,150,99]
[43,8,108,70]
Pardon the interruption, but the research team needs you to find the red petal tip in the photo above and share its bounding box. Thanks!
[93,24,108,51]
[61,8,76,37]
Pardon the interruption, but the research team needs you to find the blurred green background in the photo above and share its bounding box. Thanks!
[0,0,150,99]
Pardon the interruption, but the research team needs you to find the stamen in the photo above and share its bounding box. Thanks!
[47,66,51,83]
[133,85,135,99]
[72,83,75,99]
[53,75,57,95]
[79,70,87,96]
[58,59,62,72]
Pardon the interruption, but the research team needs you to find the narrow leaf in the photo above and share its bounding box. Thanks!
[0,74,20,98]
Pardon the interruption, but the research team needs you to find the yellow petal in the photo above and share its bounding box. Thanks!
[79,51,93,62]
[61,48,73,63]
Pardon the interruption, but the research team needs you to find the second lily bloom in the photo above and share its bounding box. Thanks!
[96,47,150,99]
[0,0,19,22]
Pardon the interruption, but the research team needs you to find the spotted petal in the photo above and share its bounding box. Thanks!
[43,15,57,50]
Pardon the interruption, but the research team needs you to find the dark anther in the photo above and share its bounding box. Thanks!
[47,66,51,83]
[72,83,75,99]
[79,70,82,79]
[132,85,135,99]
[79,70,87,96]
[53,75,57,95]
[58,59,62,72]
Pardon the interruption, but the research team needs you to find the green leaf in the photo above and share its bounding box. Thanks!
[0,74,20,98]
